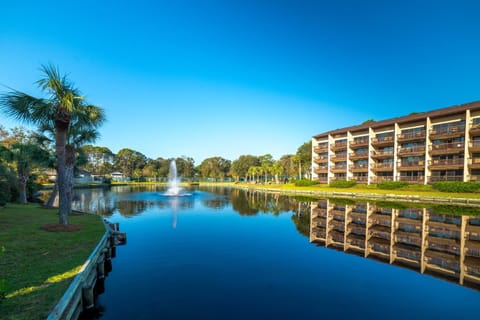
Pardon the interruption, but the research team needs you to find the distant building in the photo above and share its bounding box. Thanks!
[74,169,93,184]
[110,171,127,182]
[312,101,480,184]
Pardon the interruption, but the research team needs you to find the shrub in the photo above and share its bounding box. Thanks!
[377,181,409,190]
[432,181,480,193]
[329,180,357,188]
[294,179,320,187]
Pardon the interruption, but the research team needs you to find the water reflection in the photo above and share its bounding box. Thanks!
[70,186,480,293]
[310,199,480,290]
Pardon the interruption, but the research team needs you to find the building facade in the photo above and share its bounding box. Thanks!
[311,101,480,184]
[310,199,480,289]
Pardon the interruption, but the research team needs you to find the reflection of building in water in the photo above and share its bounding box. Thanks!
[310,200,480,290]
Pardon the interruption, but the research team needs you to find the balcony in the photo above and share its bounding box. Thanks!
[430,142,464,155]
[314,144,328,153]
[314,167,328,174]
[330,154,347,162]
[314,156,328,164]
[429,175,464,183]
[398,176,425,184]
[397,130,426,142]
[397,161,425,171]
[470,123,480,136]
[429,158,464,170]
[350,163,369,172]
[370,176,394,183]
[350,138,369,149]
[371,162,394,172]
[397,145,426,156]
[352,175,368,183]
[330,142,347,151]
[371,136,394,147]
[469,157,480,169]
[330,165,347,173]
[317,176,328,183]
[349,152,369,160]
[429,125,465,140]
[470,141,480,153]
[370,150,394,159]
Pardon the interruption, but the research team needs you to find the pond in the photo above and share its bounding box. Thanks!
[73,186,480,320]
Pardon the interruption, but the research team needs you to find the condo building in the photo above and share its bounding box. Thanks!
[310,199,480,289]
[311,101,480,184]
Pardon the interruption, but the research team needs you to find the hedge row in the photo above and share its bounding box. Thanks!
[377,181,409,190]
[432,181,480,193]
[329,180,357,188]
[294,179,320,187]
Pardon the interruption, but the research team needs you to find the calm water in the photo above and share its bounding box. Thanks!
[73,186,480,320]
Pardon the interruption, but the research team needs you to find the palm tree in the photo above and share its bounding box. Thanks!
[1,143,49,204]
[36,104,105,211]
[0,64,100,224]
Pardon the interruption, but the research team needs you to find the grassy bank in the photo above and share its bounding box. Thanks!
[228,182,480,199]
[0,205,105,320]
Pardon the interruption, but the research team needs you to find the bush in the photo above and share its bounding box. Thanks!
[432,181,480,193]
[377,181,409,190]
[294,179,320,187]
[329,180,357,188]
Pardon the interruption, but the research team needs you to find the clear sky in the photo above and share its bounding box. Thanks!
[1,0,480,164]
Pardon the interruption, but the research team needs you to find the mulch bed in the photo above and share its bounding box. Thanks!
[41,224,82,232]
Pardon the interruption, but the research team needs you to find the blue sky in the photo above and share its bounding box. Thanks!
[1,0,480,164]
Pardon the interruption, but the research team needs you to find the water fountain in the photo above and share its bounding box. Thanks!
[164,160,191,197]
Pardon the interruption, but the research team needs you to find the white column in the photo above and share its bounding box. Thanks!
[425,117,432,184]
[394,124,399,181]
[464,110,471,182]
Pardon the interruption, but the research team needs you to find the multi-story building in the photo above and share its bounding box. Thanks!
[312,101,480,184]
[310,199,480,290]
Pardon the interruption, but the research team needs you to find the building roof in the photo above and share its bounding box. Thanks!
[313,100,480,139]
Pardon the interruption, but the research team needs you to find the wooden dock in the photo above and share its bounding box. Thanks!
[47,219,126,320]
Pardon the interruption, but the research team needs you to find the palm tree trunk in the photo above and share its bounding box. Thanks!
[45,182,58,207]
[56,121,69,225]
[65,145,76,215]
[18,174,28,204]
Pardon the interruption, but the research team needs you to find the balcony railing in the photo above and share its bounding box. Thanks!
[314,156,328,164]
[397,145,426,156]
[314,167,328,174]
[371,162,394,171]
[469,123,480,136]
[370,150,394,159]
[349,152,369,160]
[330,165,347,173]
[371,136,394,146]
[429,125,465,139]
[429,158,465,170]
[350,164,369,172]
[468,157,480,169]
[428,175,464,183]
[397,161,425,171]
[350,139,369,148]
[430,142,464,155]
[370,176,394,183]
[398,176,425,183]
[397,131,426,142]
[330,154,347,162]
[314,145,329,153]
[330,142,348,151]
[352,175,368,182]
[469,141,480,152]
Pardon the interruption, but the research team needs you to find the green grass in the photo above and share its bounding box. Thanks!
[233,182,480,199]
[0,204,105,320]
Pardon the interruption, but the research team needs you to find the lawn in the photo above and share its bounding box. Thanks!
[233,182,480,199]
[0,204,105,320]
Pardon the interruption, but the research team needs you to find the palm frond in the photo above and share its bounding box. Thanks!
[0,90,51,124]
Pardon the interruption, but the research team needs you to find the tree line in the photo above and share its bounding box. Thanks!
[0,64,312,226]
